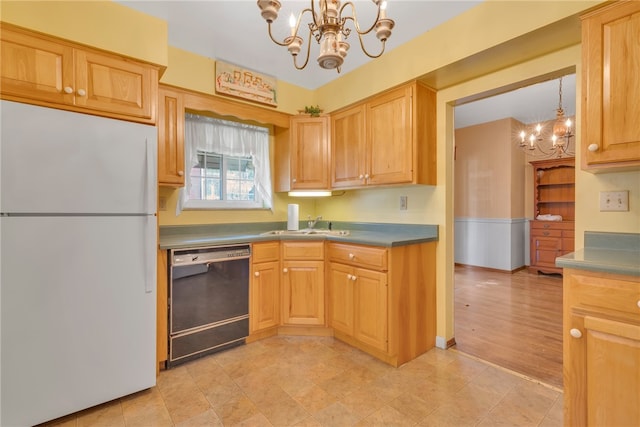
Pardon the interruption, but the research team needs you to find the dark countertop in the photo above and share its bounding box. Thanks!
[556,231,640,277]
[159,221,439,250]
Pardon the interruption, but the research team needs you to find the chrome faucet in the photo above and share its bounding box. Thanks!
[307,215,322,229]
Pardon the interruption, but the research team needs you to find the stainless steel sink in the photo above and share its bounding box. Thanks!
[260,229,349,236]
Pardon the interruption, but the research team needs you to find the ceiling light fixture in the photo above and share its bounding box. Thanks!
[517,77,575,158]
[257,0,395,73]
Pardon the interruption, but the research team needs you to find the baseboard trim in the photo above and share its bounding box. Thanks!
[455,263,527,274]
[435,336,456,349]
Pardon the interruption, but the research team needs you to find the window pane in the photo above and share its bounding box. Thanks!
[204,177,220,200]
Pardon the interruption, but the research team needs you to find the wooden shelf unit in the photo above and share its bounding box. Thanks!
[529,158,575,275]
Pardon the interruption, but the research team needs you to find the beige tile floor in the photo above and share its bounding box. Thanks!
[42,336,563,427]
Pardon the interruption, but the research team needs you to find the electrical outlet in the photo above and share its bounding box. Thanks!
[599,191,629,212]
[400,195,408,210]
[159,196,167,211]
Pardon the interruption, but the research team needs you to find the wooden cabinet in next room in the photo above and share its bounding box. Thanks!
[529,158,575,275]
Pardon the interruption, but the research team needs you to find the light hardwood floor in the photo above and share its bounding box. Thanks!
[453,265,563,389]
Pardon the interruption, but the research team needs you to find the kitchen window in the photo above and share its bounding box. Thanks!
[177,114,272,213]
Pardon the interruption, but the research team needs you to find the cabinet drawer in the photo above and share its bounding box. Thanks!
[252,241,279,263]
[567,271,640,318]
[282,241,324,260]
[329,243,388,271]
[530,221,573,230]
[531,229,562,238]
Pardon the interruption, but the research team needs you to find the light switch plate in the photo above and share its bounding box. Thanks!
[400,196,408,210]
[599,191,629,212]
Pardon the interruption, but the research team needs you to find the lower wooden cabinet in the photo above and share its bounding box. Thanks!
[329,261,388,352]
[563,268,640,426]
[250,242,280,335]
[281,242,325,326]
[328,241,436,366]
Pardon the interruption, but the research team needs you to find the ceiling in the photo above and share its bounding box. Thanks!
[116,0,576,129]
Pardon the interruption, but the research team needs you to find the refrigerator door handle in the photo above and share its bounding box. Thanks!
[144,214,155,294]
[144,137,157,215]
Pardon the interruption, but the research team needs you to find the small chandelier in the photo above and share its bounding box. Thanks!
[257,0,395,73]
[517,77,575,158]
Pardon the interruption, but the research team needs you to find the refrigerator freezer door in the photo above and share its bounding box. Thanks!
[0,216,157,426]
[0,100,157,214]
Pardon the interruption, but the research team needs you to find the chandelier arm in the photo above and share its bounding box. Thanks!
[340,2,380,35]
[292,29,314,70]
[355,33,387,58]
[267,22,294,47]
[266,8,317,47]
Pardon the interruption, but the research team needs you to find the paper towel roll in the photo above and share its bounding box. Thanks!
[287,204,299,230]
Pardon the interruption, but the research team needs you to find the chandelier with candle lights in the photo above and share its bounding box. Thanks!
[517,77,575,158]
[256,0,395,72]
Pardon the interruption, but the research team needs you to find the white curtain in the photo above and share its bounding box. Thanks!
[176,113,272,214]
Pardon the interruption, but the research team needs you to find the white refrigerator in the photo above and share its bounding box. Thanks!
[0,100,157,426]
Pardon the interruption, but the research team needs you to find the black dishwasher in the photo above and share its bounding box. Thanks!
[168,244,250,366]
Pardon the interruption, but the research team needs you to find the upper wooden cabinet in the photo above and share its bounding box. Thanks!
[331,80,437,189]
[157,86,185,187]
[0,24,158,124]
[275,115,330,191]
[331,104,367,188]
[581,1,640,170]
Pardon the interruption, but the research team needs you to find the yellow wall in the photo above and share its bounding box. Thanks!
[315,0,602,111]
[0,0,168,67]
[4,0,639,346]
[160,47,313,115]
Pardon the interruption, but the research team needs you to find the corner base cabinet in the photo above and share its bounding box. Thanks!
[563,268,640,426]
[281,241,325,326]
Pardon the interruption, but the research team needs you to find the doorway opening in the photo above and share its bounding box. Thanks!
[451,72,576,389]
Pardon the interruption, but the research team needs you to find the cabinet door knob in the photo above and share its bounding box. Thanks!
[76,89,86,97]
[64,86,74,94]
[283,268,288,273]
[177,171,184,176]
[351,275,357,281]
[292,178,297,183]
[254,271,260,277]
[348,253,355,260]
[347,274,352,280]
[637,300,640,309]
[588,143,599,152]
[359,174,364,180]
[364,173,370,179]
[570,328,582,339]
